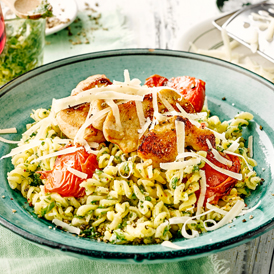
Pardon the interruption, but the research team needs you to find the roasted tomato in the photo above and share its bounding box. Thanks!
[203,151,241,204]
[38,145,98,197]
[145,74,168,87]
[167,76,206,112]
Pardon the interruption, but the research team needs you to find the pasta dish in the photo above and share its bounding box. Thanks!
[2,71,262,245]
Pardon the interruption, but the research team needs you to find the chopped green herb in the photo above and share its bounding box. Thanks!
[163,225,170,236]
[171,177,178,189]
[41,202,55,217]
[29,173,43,187]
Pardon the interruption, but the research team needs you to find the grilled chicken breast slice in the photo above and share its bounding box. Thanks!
[138,116,216,168]
[56,104,105,143]
[56,75,112,143]
[103,88,196,153]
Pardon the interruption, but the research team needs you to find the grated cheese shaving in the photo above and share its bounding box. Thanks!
[161,241,182,250]
[175,103,207,120]
[206,203,228,216]
[205,127,227,141]
[35,118,51,140]
[107,155,114,167]
[67,166,88,179]
[225,137,241,152]
[31,146,83,163]
[0,128,17,134]
[135,101,146,128]
[52,139,72,144]
[204,200,245,231]
[224,150,253,172]
[53,91,143,113]
[52,219,80,235]
[248,135,253,158]
[88,142,99,149]
[160,158,201,170]
[105,99,123,131]
[206,139,232,167]
[1,140,42,159]
[124,69,131,84]
[238,200,261,216]
[138,117,151,139]
[175,120,185,156]
[149,90,159,130]
[181,210,214,239]
[23,117,50,137]
[158,92,176,112]
[196,170,207,218]
[176,152,242,180]
[0,137,19,144]
[169,216,191,225]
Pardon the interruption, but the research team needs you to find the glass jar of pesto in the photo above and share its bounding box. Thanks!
[0,18,45,86]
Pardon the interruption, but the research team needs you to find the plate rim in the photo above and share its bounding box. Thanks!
[0,48,274,262]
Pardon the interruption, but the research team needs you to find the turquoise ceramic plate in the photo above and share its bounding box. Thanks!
[0,49,274,263]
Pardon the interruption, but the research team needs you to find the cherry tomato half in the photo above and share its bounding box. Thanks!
[203,151,241,204]
[167,76,206,112]
[38,145,98,197]
[145,74,168,87]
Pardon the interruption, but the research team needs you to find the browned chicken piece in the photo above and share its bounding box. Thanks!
[71,74,112,96]
[138,116,216,168]
[56,75,112,143]
[56,104,105,143]
[103,88,196,153]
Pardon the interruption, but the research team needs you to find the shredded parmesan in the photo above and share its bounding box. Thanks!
[149,90,159,130]
[160,158,201,170]
[224,150,253,172]
[0,137,19,144]
[31,146,83,163]
[205,127,227,141]
[248,135,253,158]
[169,216,191,225]
[175,120,185,156]
[181,210,214,239]
[135,100,146,128]
[238,200,261,216]
[206,139,232,167]
[52,219,80,235]
[138,117,151,139]
[88,142,99,149]
[161,241,182,250]
[52,139,72,144]
[105,99,123,131]
[0,128,17,134]
[67,166,88,179]
[196,170,207,218]
[206,203,228,216]
[107,155,114,167]
[53,91,143,113]
[158,92,176,112]
[225,137,241,152]
[1,140,42,159]
[204,200,245,231]
[23,117,50,137]
[35,118,51,140]
[176,152,242,180]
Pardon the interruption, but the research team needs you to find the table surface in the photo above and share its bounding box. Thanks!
[6,0,274,273]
